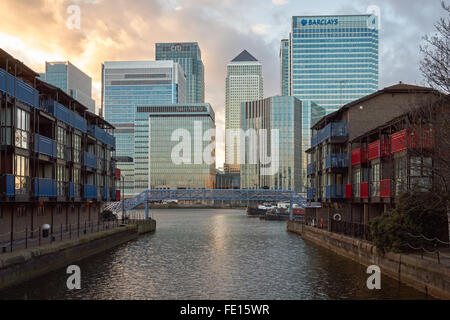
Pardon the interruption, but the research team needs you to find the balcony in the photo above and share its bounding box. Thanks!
[368,139,390,160]
[110,188,116,201]
[34,134,56,158]
[351,147,368,165]
[69,182,74,198]
[34,178,57,197]
[84,184,96,199]
[307,163,316,175]
[40,100,87,133]
[103,186,108,200]
[0,174,15,196]
[325,153,348,169]
[88,125,115,148]
[360,182,369,199]
[311,122,349,148]
[325,184,345,199]
[345,184,352,198]
[83,152,97,169]
[0,68,39,108]
[115,168,121,179]
[116,189,121,200]
[380,179,391,198]
[307,188,316,200]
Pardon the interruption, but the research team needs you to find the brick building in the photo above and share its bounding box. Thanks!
[305,83,443,237]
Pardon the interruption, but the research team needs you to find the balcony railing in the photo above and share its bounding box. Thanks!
[325,184,345,199]
[307,163,315,175]
[87,125,115,148]
[103,186,108,200]
[325,153,348,169]
[84,184,96,199]
[69,182,74,199]
[33,178,57,197]
[34,134,56,158]
[380,179,391,198]
[83,152,97,169]
[0,68,39,108]
[368,139,390,160]
[40,100,87,133]
[311,122,349,148]
[307,188,316,200]
[0,174,15,196]
[109,188,116,201]
[351,147,368,165]
[345,184,352,198]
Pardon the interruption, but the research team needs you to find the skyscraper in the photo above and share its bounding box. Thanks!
[289,14,379,114]
[42,61,96,113]
[224,50,263,174]
[241,96,302,192]
[280,39,290,96]
[102,60,186,195]
[155,42,205,103]
[135,103,216,192]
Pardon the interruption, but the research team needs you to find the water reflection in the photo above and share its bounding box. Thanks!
[0,209,427,300]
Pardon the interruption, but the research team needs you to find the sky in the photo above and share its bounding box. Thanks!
[0,0,445,168]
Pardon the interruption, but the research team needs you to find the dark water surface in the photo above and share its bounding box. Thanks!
[0,209,427,299]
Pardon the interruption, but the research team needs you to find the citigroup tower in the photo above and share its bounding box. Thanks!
[289,14,379,113]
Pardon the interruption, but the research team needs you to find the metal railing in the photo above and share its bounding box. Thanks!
[0,220,121,254]
[402,233,450,264]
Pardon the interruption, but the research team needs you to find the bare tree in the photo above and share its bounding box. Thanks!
[420,1,450,94]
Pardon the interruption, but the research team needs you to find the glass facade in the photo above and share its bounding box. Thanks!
[241,96,302,192]
[43,62,96,113]
[280,39,290,96]
[155,42,205,103]
[290,15,379,114]
[103,60,186,195]
[135,104,215,192]
[225,50,263,174]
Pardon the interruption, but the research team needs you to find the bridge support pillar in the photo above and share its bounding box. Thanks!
[289,201,293,221]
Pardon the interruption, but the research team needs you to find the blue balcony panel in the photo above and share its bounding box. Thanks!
[311,122,349,148]
[88,125,115,148]
[325,153,348,169]
[69,182,74,198]
[0,68,38,108]
[34,134,57,157]
[83,152,97,169]
[307,162,316,175]
[34,178,57,197]
[325,184,346,199]
[40,100,87,133]
[84,184,96,199]
[307,188,316,200]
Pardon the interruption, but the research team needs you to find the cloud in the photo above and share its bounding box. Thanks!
[272,0,288,5]
[251,24,271,35]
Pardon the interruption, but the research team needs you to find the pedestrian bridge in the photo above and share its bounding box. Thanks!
[103,189,320,220]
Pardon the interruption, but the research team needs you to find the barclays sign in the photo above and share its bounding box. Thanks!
[300,18,339,26]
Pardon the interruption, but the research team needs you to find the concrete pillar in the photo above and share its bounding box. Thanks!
[363,203,369,226]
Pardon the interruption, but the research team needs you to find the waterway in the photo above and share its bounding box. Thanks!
[0,209,427,299]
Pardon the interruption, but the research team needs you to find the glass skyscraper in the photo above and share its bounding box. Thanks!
[280,39,290,96]
[155,42,205,103]
[241,96,302,192]
[135,104,216,192]
[289,14,379,113]
[102,60,186,195]
[41,61,96,113]
[225,50,263,174]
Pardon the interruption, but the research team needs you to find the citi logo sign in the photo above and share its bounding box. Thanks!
[300,18,339,26]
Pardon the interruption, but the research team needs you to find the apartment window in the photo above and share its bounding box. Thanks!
[57,126,67,160]
[15,108,29,149]
[410,156,432,192]
[394,157,407,195]
[370,163,380,197]
[72,134,81,163]
[353,168,361,197]
[73,167,81,197]
[14,155,29,195]
[57,165,67,196]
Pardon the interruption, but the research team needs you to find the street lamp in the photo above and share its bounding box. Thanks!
[121,174,125,224]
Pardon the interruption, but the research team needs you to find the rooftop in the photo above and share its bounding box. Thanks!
[231,50,258,62]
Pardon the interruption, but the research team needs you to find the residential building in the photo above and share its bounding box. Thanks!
[134,103,216,191]
[289,14,379,114]
[225,50,263,174]
[240,96,302,192]
[41,61,96,114]
[102,60,186,195]
[305,83,440,237]
[155,42,205,103]
[0,49,118,238]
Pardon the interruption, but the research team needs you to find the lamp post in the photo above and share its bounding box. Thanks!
[121,174,125,224]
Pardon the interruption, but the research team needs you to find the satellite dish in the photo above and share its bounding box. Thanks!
[333,213,342,221]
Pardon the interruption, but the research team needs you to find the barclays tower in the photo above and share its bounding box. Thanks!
[288,14,379,114]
